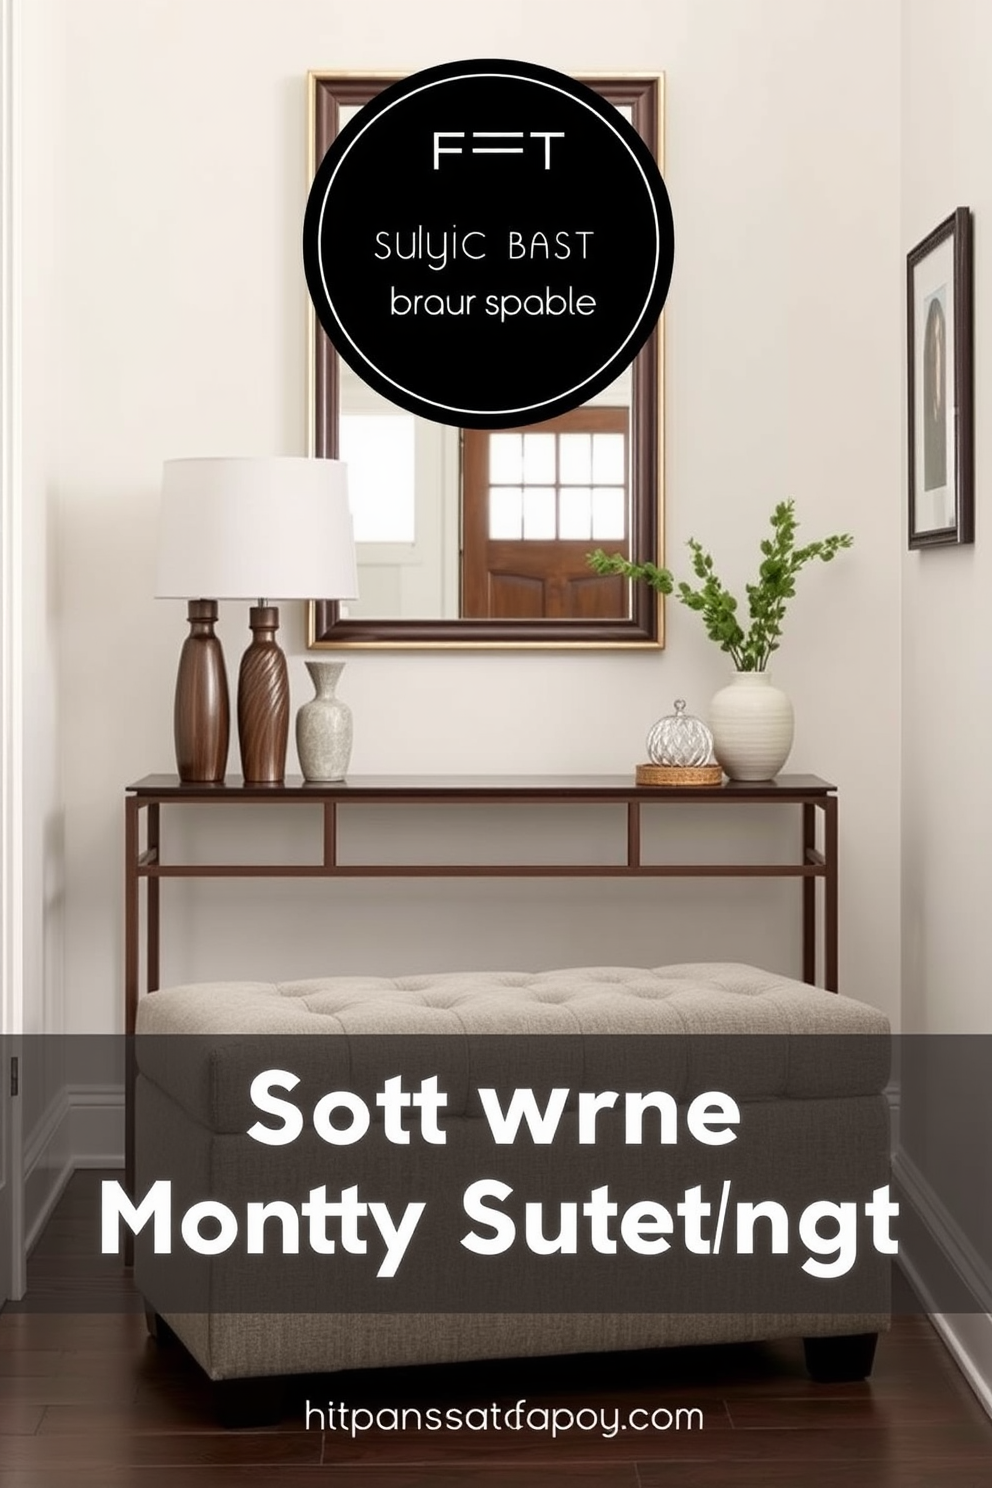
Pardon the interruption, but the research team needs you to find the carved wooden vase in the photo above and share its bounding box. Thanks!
[237,606,289,784]
[174,600,229,783]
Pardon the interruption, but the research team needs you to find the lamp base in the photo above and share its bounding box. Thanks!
[237,605,289,784]
[174,600,229,783]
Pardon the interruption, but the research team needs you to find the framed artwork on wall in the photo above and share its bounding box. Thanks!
[906,207,973,549]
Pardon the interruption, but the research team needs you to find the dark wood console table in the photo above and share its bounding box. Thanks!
[122,773,837,1235]
[125,773,838,1035]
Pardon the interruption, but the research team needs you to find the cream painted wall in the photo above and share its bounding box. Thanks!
[901,0,992,1036]
[22,0,902,1033]
[899,9,992,1401]
[18,0,64,1037]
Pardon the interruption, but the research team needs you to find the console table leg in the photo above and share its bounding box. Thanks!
[824,795,839,992]
[802,803,815,985]
[125,797,139,1036]
[147,803,160,993]
[626,802,640,869]
[323,801,337,870]
[124,796,140,1261]
[124,1040,136,1266]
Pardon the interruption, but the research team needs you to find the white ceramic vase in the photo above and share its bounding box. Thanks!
[295,661,353,782]
[708,671,794,782]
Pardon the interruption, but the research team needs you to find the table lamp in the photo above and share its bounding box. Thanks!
[156,456,357,785]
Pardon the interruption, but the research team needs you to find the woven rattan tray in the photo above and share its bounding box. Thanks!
[635,762,724,787]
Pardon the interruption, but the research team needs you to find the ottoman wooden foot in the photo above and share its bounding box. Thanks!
[144,1305,178,1346]
[213,1375,286,1429]
[804,1331,878,1382]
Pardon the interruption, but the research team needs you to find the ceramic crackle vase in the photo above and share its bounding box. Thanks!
[708,671,794,782]
[296,660,353,782]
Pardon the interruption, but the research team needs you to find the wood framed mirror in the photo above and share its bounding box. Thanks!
[307,72,664,649]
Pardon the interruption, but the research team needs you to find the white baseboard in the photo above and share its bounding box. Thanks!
[893,1145,992,1421]
[922,1312,992,1421]
[22,1088,72,1254]
[66,1082,125,1169]
[23,1082,124,1253]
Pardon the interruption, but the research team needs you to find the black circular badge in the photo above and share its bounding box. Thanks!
[303,59,674,429]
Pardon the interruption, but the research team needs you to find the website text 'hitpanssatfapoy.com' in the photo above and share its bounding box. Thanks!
[306,1400,704,1439]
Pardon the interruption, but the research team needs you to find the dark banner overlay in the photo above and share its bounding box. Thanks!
[8,1035,991,1315]
[303,59,674,428]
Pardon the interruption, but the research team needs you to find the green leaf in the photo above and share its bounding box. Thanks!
[595,500,853,665]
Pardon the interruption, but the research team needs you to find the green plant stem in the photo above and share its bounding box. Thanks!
[586,500,853,669]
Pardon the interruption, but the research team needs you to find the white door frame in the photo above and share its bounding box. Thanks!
[1,0,26,1303]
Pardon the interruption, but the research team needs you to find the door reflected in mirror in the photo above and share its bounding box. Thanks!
[308,73,664,648]
[341,366,631,622]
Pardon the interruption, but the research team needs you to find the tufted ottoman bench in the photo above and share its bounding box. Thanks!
[133,961,891,1423]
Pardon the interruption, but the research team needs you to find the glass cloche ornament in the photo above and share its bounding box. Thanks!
[646,699,715,767]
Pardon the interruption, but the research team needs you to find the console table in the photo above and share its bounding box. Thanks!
[122,773,837,1240]
[124,773,838,1035]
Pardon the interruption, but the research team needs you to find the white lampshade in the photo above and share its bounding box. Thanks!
[156,456,358,601]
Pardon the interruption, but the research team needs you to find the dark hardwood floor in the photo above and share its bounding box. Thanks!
[1,1171,990,1485]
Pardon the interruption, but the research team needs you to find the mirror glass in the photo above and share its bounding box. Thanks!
[308,75,663,648]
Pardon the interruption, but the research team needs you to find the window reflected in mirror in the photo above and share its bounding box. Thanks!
[462,398,630,621]
[339,367,631,623]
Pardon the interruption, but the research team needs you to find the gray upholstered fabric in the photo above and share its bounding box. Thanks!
[136,963,888,1039]
[135,963,890,1133]
[163,1308,891,1383]
[134,962,891,1381]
